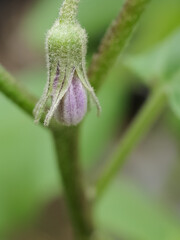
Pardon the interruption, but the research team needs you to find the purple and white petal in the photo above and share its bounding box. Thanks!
[55,75,87,126]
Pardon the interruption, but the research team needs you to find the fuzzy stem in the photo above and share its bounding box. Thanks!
[0,65,37,117]
[52,126,94,240]
[0,65,60,129]
[96,88,166,199]
[88,0,150,90]
[59,0,80,23]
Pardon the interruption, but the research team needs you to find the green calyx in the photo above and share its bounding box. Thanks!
[47,0,86,72]
[47,20,87,70]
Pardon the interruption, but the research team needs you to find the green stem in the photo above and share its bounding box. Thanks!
[88,0,150,90]
[0,65,60,129]
[0,65,37,118]
[59,0,80,23]
[96,88,166,199]
[52,127,94,240]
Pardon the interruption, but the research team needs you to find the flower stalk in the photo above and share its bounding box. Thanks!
[52,127,94,240]
[59,0,80,23]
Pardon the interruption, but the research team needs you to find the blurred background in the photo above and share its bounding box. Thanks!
[0,0,180,239]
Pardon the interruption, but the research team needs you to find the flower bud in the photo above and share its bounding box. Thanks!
[55,75,87,126]
[33,0,101,126]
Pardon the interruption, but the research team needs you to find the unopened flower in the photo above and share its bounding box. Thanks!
[54,70,87,126]
[34,0,101,126]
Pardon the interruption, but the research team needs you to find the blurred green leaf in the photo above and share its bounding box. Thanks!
[125,28,180,120]
[80,64,129,168]
[167,70,180,119]
[95,180,180,240]
[130,0,180,53]
[125,28,180,84]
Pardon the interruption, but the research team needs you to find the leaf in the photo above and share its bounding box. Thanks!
[95,180,180,240]
[130,0,180,52]
[167,70,180,119]
[125,28,180,84]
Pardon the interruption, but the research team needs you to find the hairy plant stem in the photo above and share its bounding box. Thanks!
[96,88,167,199]
[52,127,94,240]
[88,0,150,90]
[59,0,80,23]
[0,65,60,129]
[0,65,36,118]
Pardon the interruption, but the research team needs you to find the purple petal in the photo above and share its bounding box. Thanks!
[55,75,87,126]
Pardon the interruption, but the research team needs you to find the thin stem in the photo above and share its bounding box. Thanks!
[0,65,37,118]
[52,127,94,240]
[0,65,60,129]
[59,0,80,23]
[96,88,167,199]
[88,0,150,90]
